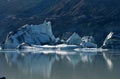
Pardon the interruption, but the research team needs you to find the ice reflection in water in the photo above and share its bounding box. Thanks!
[0,49,120,79]
[102,52,113,70]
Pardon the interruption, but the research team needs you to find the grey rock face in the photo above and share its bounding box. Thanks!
[102,32,120,49]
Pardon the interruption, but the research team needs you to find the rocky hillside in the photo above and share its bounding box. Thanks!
[0,0,120,46]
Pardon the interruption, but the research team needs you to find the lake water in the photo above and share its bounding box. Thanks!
[0,49,120,79]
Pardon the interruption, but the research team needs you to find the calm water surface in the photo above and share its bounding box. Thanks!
[0,49,120,79]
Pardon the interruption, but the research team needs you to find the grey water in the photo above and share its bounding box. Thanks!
[0,49,120,79]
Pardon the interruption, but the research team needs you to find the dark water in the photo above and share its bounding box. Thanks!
[0,49,120,79]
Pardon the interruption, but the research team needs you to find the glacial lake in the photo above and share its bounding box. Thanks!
[0,49,120,79]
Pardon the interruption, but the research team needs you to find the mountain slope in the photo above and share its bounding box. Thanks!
[0,0,120,46]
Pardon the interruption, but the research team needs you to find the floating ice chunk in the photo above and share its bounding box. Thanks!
[3,21,56,49]
[80,36,97,48]
[82,36,95,43]
[80,42,97,48]
[66,32,82,45]
[74,48,108,52]
[103,32,114,46]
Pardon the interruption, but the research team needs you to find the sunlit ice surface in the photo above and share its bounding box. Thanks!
[0,48,120,79]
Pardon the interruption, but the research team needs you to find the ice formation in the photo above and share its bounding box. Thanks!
[3,21,55,49]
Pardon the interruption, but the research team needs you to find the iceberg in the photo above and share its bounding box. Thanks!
[3,21,56,49]
[66,34,97,48]
[80,42,97,48]
[80,36,97,48]
[102,32,120,49]
[66,32,82,45]
[81,36,95,43]
[2,21,98,49]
